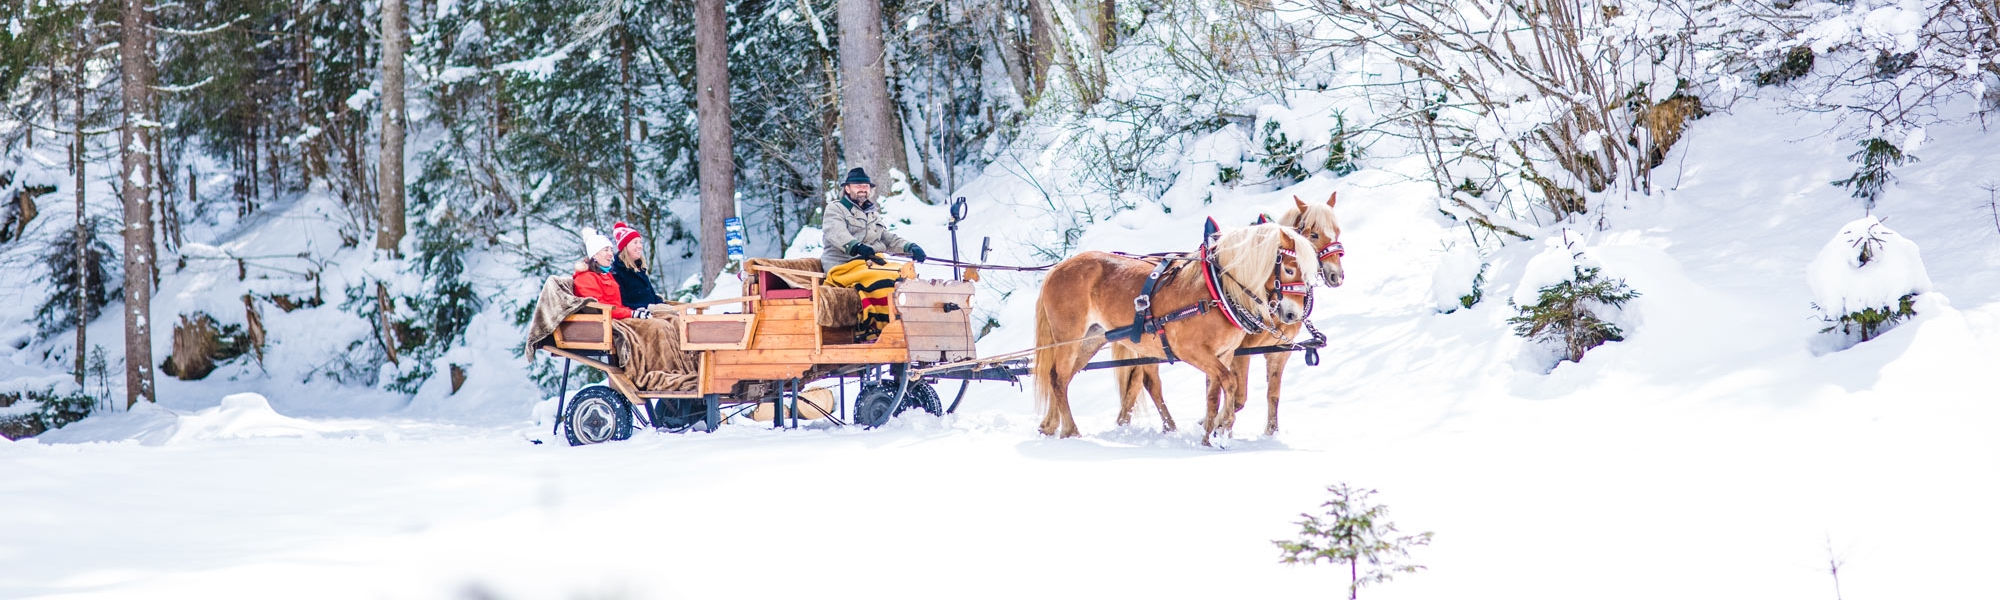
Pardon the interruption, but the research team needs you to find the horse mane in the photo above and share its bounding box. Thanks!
[1279,201,1341,240]
[1211,224,1311,311]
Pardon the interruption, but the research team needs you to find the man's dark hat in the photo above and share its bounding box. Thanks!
[843,168,873,186]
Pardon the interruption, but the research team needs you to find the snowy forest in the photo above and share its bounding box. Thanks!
[3,0,1999,597]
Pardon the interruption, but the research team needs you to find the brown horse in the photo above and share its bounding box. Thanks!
[1113,193,1346,435]
[1032,223,1314,444]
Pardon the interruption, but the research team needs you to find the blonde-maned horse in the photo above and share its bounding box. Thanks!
[1032,223,1315,444]
[1113,192,1345,435]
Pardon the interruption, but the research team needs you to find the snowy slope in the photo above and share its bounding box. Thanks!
[5,78,2000,600]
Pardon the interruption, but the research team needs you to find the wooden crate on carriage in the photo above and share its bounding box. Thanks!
[551,302,615,351]
[895,279,975,363]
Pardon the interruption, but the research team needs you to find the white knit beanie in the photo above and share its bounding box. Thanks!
[581,227,615,258]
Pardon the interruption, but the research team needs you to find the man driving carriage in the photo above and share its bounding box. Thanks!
[821,167,927,342]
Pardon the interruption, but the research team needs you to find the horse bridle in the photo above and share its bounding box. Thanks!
[1293,213,1346,267]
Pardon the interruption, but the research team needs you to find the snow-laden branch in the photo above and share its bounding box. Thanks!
[150,14,248,37]
[151,75,214,93]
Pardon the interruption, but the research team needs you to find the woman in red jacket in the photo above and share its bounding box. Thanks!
[572,228,647,320]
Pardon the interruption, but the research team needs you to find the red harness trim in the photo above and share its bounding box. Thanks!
[1200,245,1251,332]
[1318,241,1345,260]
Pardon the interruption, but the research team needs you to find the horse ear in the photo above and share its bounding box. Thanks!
[1293,196,1309,213]
[1326,191,1338,208]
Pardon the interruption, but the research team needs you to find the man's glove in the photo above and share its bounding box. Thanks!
[905,243,928,263]
[849,242,882,263]
[632,307,651,320]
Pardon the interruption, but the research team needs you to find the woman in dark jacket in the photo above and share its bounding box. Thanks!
[609,222,666,308]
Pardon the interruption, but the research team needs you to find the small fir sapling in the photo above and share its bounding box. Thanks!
[1324,112,1363,177]
[1274,483,1433,600]
[1507,233,1640,363]
[1831,135,1918,210]
[32,220,118,337]
[1807,216,1931,343]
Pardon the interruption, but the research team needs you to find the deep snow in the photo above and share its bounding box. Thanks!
[5,81,2000,600]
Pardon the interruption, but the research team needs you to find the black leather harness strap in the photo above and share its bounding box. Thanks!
[1105,258,1207,363]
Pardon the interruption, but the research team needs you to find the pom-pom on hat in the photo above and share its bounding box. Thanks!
[581,227,615,258]
[612,222,642,252]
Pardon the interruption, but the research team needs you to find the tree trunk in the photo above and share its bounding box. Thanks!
[621,26,636,217]
[120,0,157,407]
[1098,0,1116,50]
[695,0,735,293]
[73,22,88,386]
[1027,0,1053,98]
[838,0,902,186]
[377,0,407,257]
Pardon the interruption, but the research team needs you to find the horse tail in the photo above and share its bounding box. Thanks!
[1032,295,1061,417]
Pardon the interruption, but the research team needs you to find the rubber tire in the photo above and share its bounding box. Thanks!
[852,383,900,429]
[900,380,944,417]
[564,385,633,446]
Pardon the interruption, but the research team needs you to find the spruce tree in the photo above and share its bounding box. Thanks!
[1508,265,1641,364]
[1275,483,1434,600]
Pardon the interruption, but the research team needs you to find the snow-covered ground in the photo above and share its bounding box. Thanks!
[6,90,2000,600]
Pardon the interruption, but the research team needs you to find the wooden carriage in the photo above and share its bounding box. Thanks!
[532,259,978,445]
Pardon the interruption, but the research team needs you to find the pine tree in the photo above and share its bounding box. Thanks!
[1275,483,1434,600]
[1508,265,1641,364]
[1831,137,1916,211]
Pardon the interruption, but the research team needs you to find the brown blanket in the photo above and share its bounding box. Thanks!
[743,257,866,328]
[613,316,700,392]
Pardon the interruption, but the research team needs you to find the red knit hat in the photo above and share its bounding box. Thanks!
[611,222,642,252]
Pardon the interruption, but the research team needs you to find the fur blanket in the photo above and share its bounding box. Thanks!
[744,257,866,328]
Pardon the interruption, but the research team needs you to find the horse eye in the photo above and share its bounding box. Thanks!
[1309,233,1320,239]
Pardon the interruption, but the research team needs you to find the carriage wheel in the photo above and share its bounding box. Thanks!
[902,380,944,417]
[564,385,633,446]
[853,372,943,429]
[851,382,900,429]
[653,397,703,433]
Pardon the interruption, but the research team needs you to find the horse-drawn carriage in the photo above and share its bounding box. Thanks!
[528,193,1345,447]
[530,256,983,445]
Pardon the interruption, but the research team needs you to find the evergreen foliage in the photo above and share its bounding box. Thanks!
[1260,120,1308,186]
[1274,483,1434,600]
[1831,137,1917,210]
[1756,46,1815,87]
[1820,293,1917,342]
[1459,263,1487,310]
[32,218,118,338]
[1508,266,1641,364]
[1324,112,1363,177]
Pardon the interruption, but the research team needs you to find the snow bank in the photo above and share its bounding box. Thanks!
[1513,231,1603,306]
[34,393,363,445]
[1807,216,1931,317]
[1432,245,1487,313]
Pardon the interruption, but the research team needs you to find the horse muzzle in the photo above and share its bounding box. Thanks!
[1321,267,1346,288]
[1274,298,1307,324]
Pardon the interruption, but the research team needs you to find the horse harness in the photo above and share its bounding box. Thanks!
[1104,240,1315,363]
